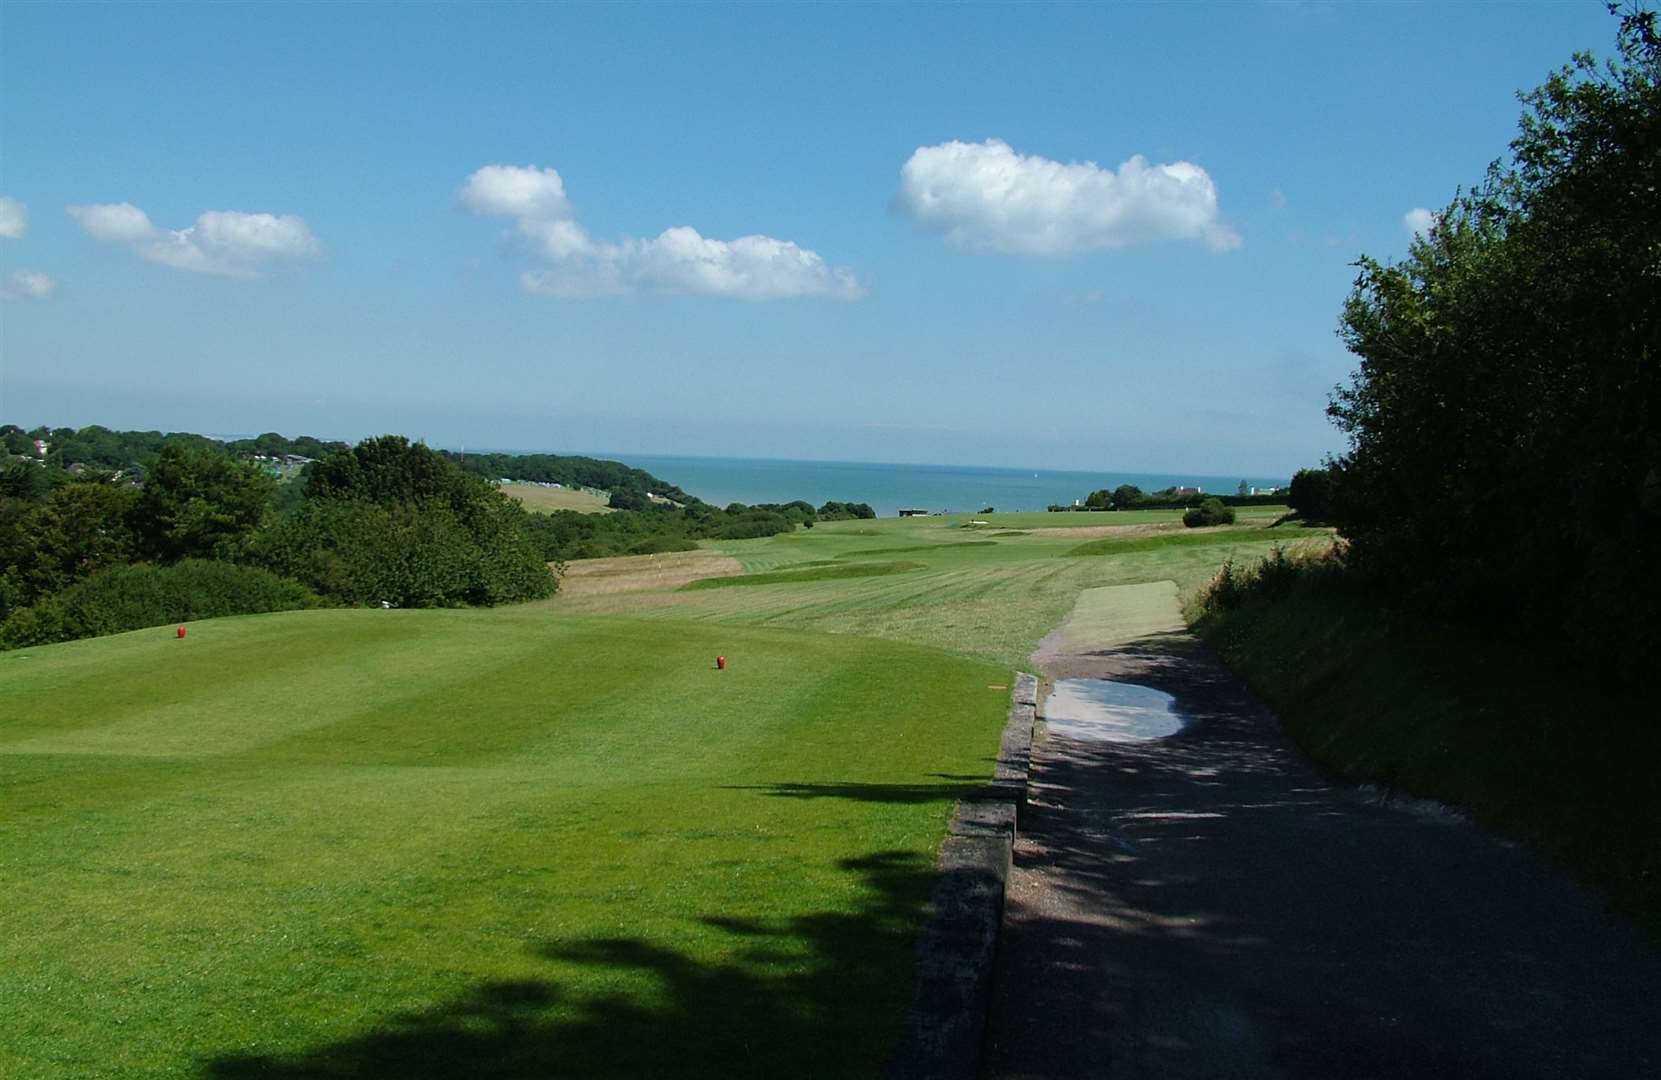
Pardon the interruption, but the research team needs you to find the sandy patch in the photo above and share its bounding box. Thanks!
[557,550,744,596]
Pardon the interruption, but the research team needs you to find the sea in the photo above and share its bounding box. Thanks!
[592,453,1288,518]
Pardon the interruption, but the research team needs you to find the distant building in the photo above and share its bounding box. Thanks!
[898,508,931,517]
[1173,486,1202,496]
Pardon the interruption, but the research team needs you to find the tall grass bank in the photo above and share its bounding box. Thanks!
[1190,546,1660,938]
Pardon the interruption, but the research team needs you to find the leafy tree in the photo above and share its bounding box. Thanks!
[25,479,140,597]
[1083,489,1111,510]
[1330,8,1659,667]
[1287,466,1338,521]
[818,501,875,520]
[306,435,456,505]
[262,436,556,606]
[1110,484,1143,510]
[0,461,50,502]
[134,445,274,561]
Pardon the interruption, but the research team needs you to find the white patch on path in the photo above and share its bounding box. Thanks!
[1043,678,1184,743]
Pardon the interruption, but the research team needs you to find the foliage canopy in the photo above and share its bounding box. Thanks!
[1329,10,1659,668]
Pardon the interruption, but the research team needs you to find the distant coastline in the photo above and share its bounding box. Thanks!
[513,451,1288,518]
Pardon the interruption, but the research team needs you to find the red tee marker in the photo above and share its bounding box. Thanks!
[716,655,727,670]
[177,626,187,639]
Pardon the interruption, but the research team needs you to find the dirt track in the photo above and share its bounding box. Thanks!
[980,582,1661,1079]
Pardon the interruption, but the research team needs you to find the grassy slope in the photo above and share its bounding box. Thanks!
[1195,580,1661,937]
[558,512,1306,669]
[500,482,612,514]
[1,609,1006,1078]
[1,509,1294,1077]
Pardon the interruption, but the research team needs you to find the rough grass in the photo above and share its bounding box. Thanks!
[0,608,1008,1078]
[1194,573,1661,939]
[558,550,742,596]
[1065,526,1286,557]
[680,560,926,591]
[554,514,1309,670]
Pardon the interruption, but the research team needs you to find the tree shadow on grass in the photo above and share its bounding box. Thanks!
[203,850,939,1080]
[722,779,983,804]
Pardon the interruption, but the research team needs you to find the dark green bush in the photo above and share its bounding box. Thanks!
[0,560,316,649]
[628,535,699,555]
[1183,498,1236,528]
[252,498,555,608]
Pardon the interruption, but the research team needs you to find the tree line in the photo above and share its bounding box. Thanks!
[1238,7,1660,679]
[1049,484,1286,513]
[1,425,880,646]
[525,499,876,561]
[0,435,557,647]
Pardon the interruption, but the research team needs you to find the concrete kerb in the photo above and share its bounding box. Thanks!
[885,672,1038,1080]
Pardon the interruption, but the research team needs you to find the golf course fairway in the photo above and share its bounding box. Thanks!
[2,509,1305,1077]
[1,608,1007,1077]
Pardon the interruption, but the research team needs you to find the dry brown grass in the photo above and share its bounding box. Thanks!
[501,482,613,514]
[556,550,744,596]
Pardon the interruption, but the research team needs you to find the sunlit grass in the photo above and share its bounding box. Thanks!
[0,610,1007,1078]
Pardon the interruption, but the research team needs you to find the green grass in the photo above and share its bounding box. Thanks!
[833,541,998,557]
[679,560,926,591]
[1065,526,1288,557]
[0,609,1008,1078]
[2,508,1293,1077]
[557,514,1309,669]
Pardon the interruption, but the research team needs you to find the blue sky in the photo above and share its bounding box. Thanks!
[0,1,1620,475]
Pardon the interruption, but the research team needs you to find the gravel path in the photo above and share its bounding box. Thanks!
[979,582,1661,1079]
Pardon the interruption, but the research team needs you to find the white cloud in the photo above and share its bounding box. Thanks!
[0,195,28,239]
[460,164,572,220]
[0,269,55,300]
[896,138,1241,255]
[67,202,319,277]
[68,202,158,243]
[462,163,862,301]
[1403,207,1437,237]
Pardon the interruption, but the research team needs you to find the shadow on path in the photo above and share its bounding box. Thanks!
[982,595,1661,1080]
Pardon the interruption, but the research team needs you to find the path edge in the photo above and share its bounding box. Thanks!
[884,672,1038,1079]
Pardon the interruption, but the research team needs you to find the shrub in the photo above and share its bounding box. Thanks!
[252,498,555,608]
[1195,542,1345,619]
[1287,466,1337,521]
[628,535,700,555]
[1183,498,1236,528]
[0,560,316,649]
